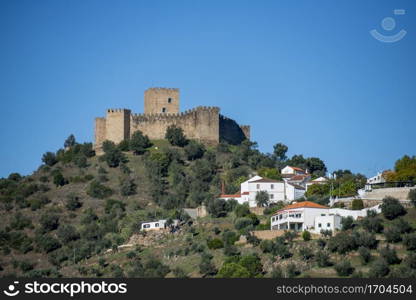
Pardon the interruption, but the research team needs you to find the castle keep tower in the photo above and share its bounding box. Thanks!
[144,88,179,114]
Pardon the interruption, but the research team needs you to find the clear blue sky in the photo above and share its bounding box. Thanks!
[1,0,415,178]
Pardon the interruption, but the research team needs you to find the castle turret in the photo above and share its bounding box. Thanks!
[105,108,131,144]
[144,87,179,114]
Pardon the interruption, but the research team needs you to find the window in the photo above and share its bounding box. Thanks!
[270,184,274,189]
[327,223,331,227]
[321,214,326,216]
[272,217,275,222]
[318,223,322,228]
[143,224,150,228]
[162,107,166,113]
[155,223,159,227]
[168,98,172,103]
[270,194,274,199]
[256,184,260,189]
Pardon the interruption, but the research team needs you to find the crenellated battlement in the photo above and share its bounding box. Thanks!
[107,108,131,114]
[94,87,250,151]
[132,106,220,123]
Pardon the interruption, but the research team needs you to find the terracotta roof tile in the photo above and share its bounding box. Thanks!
[219,193,241,198]
[273,201,328,215]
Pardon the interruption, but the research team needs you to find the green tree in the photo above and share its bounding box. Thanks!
[65,193,82,211]
[306,157,327,177]
[273,143,288,161]
[302,230,311,241]
[184,141,205,160]
[42,152,57,166]
[53,172,67,187]
[207,238,224,249]
[64,134,76,148]
[39,214,60,233]
[341,216,354,231]
[217,262,250,278]
[334,260,354,276]
[165,125,188,147]
[351,199,364,210]
[86,180,113,199]
[358,246,371,264]
[381,196,406,220]
[129,130,151,155]
[101,141,127,168]
[255,190,270,207]
[257,167,282,180]
[369,259,389,277]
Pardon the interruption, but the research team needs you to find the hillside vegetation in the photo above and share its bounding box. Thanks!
[1,130,415,278]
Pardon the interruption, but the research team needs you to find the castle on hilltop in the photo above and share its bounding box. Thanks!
[94,87,250,152]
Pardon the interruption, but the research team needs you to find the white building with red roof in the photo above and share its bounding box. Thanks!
[219,175,305,207]
[270,201,381,233]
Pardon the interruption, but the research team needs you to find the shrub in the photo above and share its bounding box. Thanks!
[351,199,364,210]
[255,190,270,207]
[234,204,251,218]
[42,152,57,166]
[101,141,127,168]
[384,226,402,243]
[57,225,79,243]
[217,262,250,278]
[119,178,137,196]
[207,198,230,218]
[404,252,416,270]
[327,232,356,254]
[381,196,406,220]
[28,196,50,211]
[285,263,300,278]
[223,245,240,257]
[298,246,314,261]
[341,216,354,231]
[360,216,383,233]
[129,130,152,155]
[10,213,32,230]
[199,253,217,277]
[352,230,378,249]
[402,233,416,251]
[222,230,239,246]
[334,260,354,277]
[316,250,331,267]
[184,141,205,160]
[65,193,82,211]
[53,172,68,187]
[234,217,254,231]
[36,235,61,253]
[87,180,113,199]
[39,214,59,232]
[302,230,311,241]
[239,254,263,277]
[259,240,274,253]
[165,125,188,147]
[379,246,401,265]
[74,155,88,168]
[358,246,371,264]
[369,258,390,277]
[391,218,412,234]
[207,238,224,249]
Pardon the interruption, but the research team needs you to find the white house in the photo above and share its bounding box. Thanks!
[305,176,329,190]
[140,219,179,231]
[281,166,307,175]
[270,201,381,234]
[219,176,305,207]
[367,171,387,185]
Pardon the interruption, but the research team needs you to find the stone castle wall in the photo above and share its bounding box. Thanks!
[131,106,220,145]
[94,88,250,152]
